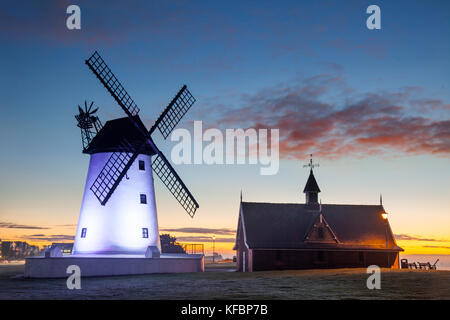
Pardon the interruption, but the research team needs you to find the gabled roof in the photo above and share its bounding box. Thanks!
[84,116,156,155]
[304,213,339,244]
[236,202,402,251]
[303,170,321,193]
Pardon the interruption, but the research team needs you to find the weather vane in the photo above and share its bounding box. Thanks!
[303,154,319,171]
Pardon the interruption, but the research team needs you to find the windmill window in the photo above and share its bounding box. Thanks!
[139,160,145,171]
[140,194,147,204]
[81,228,87,238]
[142,228,149,238]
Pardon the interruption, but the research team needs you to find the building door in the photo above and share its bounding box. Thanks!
[313,251,328,267]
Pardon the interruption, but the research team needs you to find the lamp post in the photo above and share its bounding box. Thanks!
[212,235,216,264]
[381,211,390,267]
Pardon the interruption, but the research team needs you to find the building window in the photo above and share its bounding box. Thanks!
[142,228,149,238]
[139,160,145,171]
[317,251,325,262]
[81,228,87,238]
[359,251,364,263]
[140,194,147,204]
[276,250,282,261]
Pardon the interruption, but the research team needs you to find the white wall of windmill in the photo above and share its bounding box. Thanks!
[73,152,161,255]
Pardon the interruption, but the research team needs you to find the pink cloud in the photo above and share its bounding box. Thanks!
[199,75,450,160]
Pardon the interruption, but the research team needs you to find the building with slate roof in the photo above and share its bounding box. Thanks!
[234,164,403,271]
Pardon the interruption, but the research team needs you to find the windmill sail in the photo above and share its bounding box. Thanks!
[150,85,196,139]
[151,149,199,218]
[85,51,199,217]
[89,139,139,205]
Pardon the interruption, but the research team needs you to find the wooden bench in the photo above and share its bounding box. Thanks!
[417,262,429,270]
[403,259,438,270]
[417,260,439,270]
[429,259,439,270]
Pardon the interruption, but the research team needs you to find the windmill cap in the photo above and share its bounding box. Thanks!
[84,116,156,155]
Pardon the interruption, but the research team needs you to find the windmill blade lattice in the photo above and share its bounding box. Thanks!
[90,139,140,205]
[152,150,199,218]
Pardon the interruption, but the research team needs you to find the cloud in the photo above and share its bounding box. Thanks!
[160,227,236,236]
[199,74,450,160]
[395,234,447,242]
[175,236,236,243]
[0,1,244,51]
[410,98,450,112]
[0,222,49,230]
[23,234,75,242]
[316,62,344,72]
[329,37,388,59]
[0,2,170,46]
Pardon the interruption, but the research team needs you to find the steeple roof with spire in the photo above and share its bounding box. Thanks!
[302,155,321,193]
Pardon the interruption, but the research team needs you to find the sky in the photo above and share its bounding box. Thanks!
[0,0,449,258]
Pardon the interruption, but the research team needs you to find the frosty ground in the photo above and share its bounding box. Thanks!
[1,263,449,299]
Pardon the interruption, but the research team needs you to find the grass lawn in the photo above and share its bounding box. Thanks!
[0,263,449,299]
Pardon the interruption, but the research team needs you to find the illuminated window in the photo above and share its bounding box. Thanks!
[140,194,147,204]
[139,160,145,171]
[81,228,87,238]
[142,228,149,238]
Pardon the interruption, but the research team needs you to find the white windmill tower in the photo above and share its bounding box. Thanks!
[72,51,199,256]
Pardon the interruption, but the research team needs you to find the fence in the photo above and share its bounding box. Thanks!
[178,243,204,255]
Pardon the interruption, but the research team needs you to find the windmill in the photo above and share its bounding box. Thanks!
[75,101,103,151]
[72,51,199,255]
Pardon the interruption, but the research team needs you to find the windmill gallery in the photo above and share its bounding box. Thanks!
[25,51,402,278]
